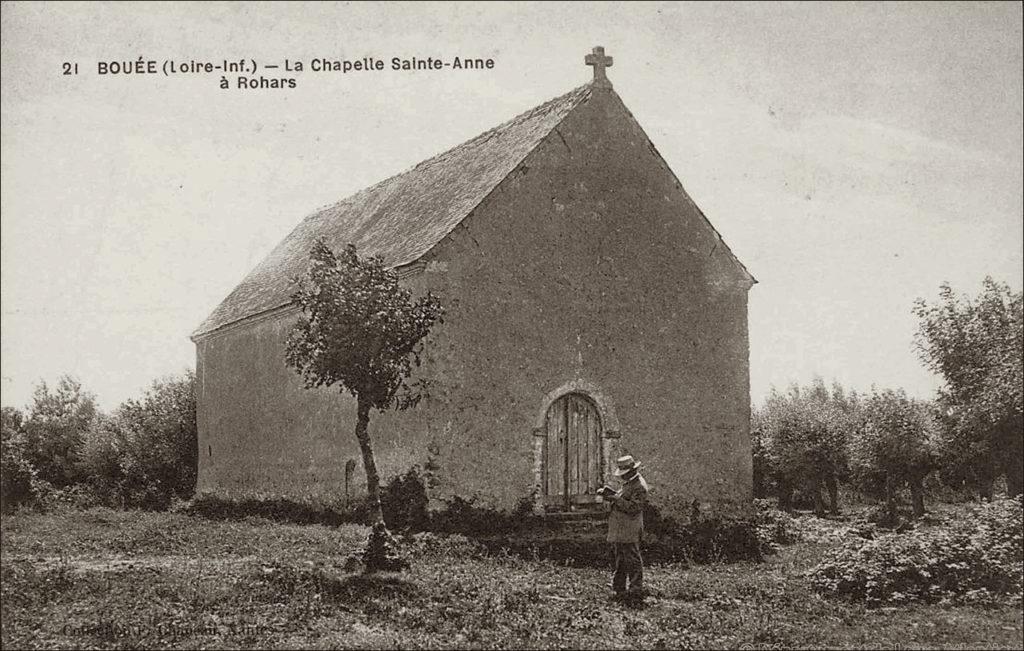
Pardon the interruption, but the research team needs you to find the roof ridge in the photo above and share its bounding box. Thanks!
[447,83,591,152]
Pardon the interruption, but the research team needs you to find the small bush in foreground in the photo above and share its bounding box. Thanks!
[808,495,1023,605]
[380,465,430,531]
[753,499,800,553]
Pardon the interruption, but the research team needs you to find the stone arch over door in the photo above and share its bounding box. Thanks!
[532,380,621,512]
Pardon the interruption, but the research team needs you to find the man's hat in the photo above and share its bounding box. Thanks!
[613,455,642,477]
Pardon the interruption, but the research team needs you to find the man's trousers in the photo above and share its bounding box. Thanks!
[611,542,643,593]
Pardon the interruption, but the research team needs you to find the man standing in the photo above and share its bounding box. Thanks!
[600,455,649,596]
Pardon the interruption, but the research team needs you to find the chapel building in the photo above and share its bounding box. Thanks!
[192,47,756,517]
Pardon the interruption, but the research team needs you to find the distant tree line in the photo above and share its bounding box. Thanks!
[753,381,937,519]
[1,371,196,512]
[753,278,1023,520]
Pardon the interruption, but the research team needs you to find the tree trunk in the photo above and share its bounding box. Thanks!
[980,475,994,501]
[883,476,899,527]
[354,399,384,525]
[1001,441,1023,497]
[778,479,794,513]
[825,475,840,515]
[909,474,926,518]
[812,479,826,516]
[1006,466,1023,498]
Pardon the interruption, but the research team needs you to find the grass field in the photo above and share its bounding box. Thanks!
[1,508,1021,649]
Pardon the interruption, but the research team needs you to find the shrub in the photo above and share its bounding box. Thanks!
[642,500,680,537]
[182,492,368,526]
[968,495,1023,583]
[511,493,537,520]
[753,499,800,553]
[808,495,1023,605]
[429,495,519,536]
[29,481,107,511]
[116,372,197,508]
[1,445,36,512]
[21,376,97,488]
[76,414,128,507]
[1,407,36,512]
[183,468,517,533]
[679,514,763,563]
[5,372,198,512]
[381,465,430,530]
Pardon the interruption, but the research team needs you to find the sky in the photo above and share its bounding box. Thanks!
[1,1,1022,412]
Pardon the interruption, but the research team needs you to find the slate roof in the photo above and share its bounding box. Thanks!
[193,84,594,339]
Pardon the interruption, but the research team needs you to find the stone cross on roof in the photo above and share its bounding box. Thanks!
[585,46,613,88]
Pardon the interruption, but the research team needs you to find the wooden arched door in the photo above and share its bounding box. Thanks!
[541,393,603,509]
